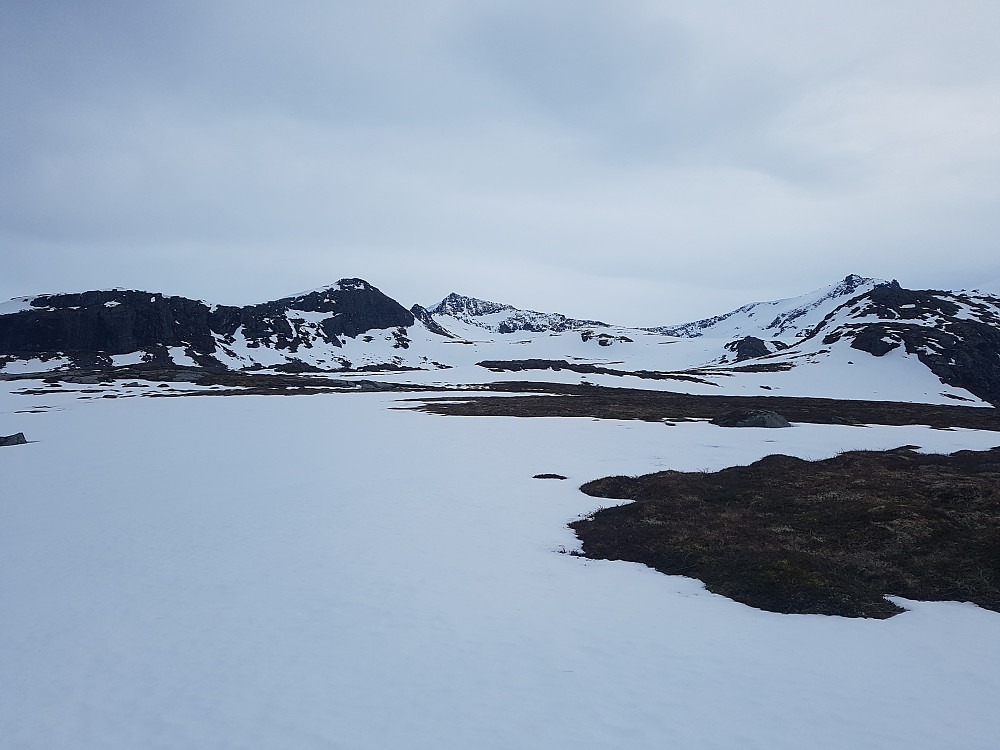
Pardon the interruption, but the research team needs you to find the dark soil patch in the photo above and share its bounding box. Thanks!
[710,409,791,428]
[476,359,713,384]
[572,447,1000,618]
[3,366,441,398]
[414,382,1000,432]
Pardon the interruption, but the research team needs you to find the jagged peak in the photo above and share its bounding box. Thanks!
[427,293,513,317]
[425,292,606,334]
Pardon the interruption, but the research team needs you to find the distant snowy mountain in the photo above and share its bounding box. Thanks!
[426,293,607,334]
[676,278,1000,405]
[2,275,999,406]
[649,274,883,339]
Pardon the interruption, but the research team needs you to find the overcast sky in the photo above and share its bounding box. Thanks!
[2,0,999,325]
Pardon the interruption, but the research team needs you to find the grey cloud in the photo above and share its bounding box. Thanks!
[2,0,999,324]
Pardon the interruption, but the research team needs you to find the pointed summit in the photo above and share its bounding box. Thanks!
[426,293,607,334]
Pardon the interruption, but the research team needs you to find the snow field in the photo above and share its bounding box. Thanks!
[2,387,1000,749]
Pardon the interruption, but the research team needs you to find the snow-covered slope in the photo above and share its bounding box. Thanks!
[648,274,883,339]
[2,275,999,406]
[787,281,1000,404]
[427,292,608,334]
[0,279,420,373]
[407,276,999,405]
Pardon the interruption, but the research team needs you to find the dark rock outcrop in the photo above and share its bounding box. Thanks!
[849,328,901,357]
[0,279,415,369]
[725,336,771,361]
[0,290,218,358]
[410,304,457,338]
[807,282,1000,406]
[711,409,791,428]
[580,330,633,345]
[0,432,27,446]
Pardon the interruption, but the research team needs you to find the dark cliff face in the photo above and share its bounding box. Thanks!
[0,279,416,368]
[410,304,456,338]
[0,290,218,358]
[724,336,770,362]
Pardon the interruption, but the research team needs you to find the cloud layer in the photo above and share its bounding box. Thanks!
[3,0,999,323]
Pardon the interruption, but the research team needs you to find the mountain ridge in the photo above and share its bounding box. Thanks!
[2,275,999,406]
[426,292,608,334]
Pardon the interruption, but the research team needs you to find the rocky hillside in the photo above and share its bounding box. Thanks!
[809,282,1000,406]
[2,275,998,406]
[426,292,606,334]
[0,279,415,371]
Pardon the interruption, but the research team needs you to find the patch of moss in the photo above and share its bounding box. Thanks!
[572,447,1000,618]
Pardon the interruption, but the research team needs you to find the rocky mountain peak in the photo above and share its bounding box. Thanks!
[428,293,511,318]
[426,293,607,334]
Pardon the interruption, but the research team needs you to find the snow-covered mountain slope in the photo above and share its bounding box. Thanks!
[2,275,999,406]
[796,282,1000,405]
[418,275,888,355]
[0,279,419,373]
[648,274,883,339]
[427,292,608,334]
[649,279,1000,406]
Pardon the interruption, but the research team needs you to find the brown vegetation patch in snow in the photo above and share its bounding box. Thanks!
[415,382,1000,432]
[573,446,1000,618]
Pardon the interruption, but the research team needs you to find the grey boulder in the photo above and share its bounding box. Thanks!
[710,410,791,428]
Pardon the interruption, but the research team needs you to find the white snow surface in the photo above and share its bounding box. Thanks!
[0,296,42,315]
[2,384,1000,749]
[167,346,199,368]
[0,356,72,374]
[110,351,146,367]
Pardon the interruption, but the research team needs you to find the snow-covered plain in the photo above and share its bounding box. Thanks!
[2,384,1000,749]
